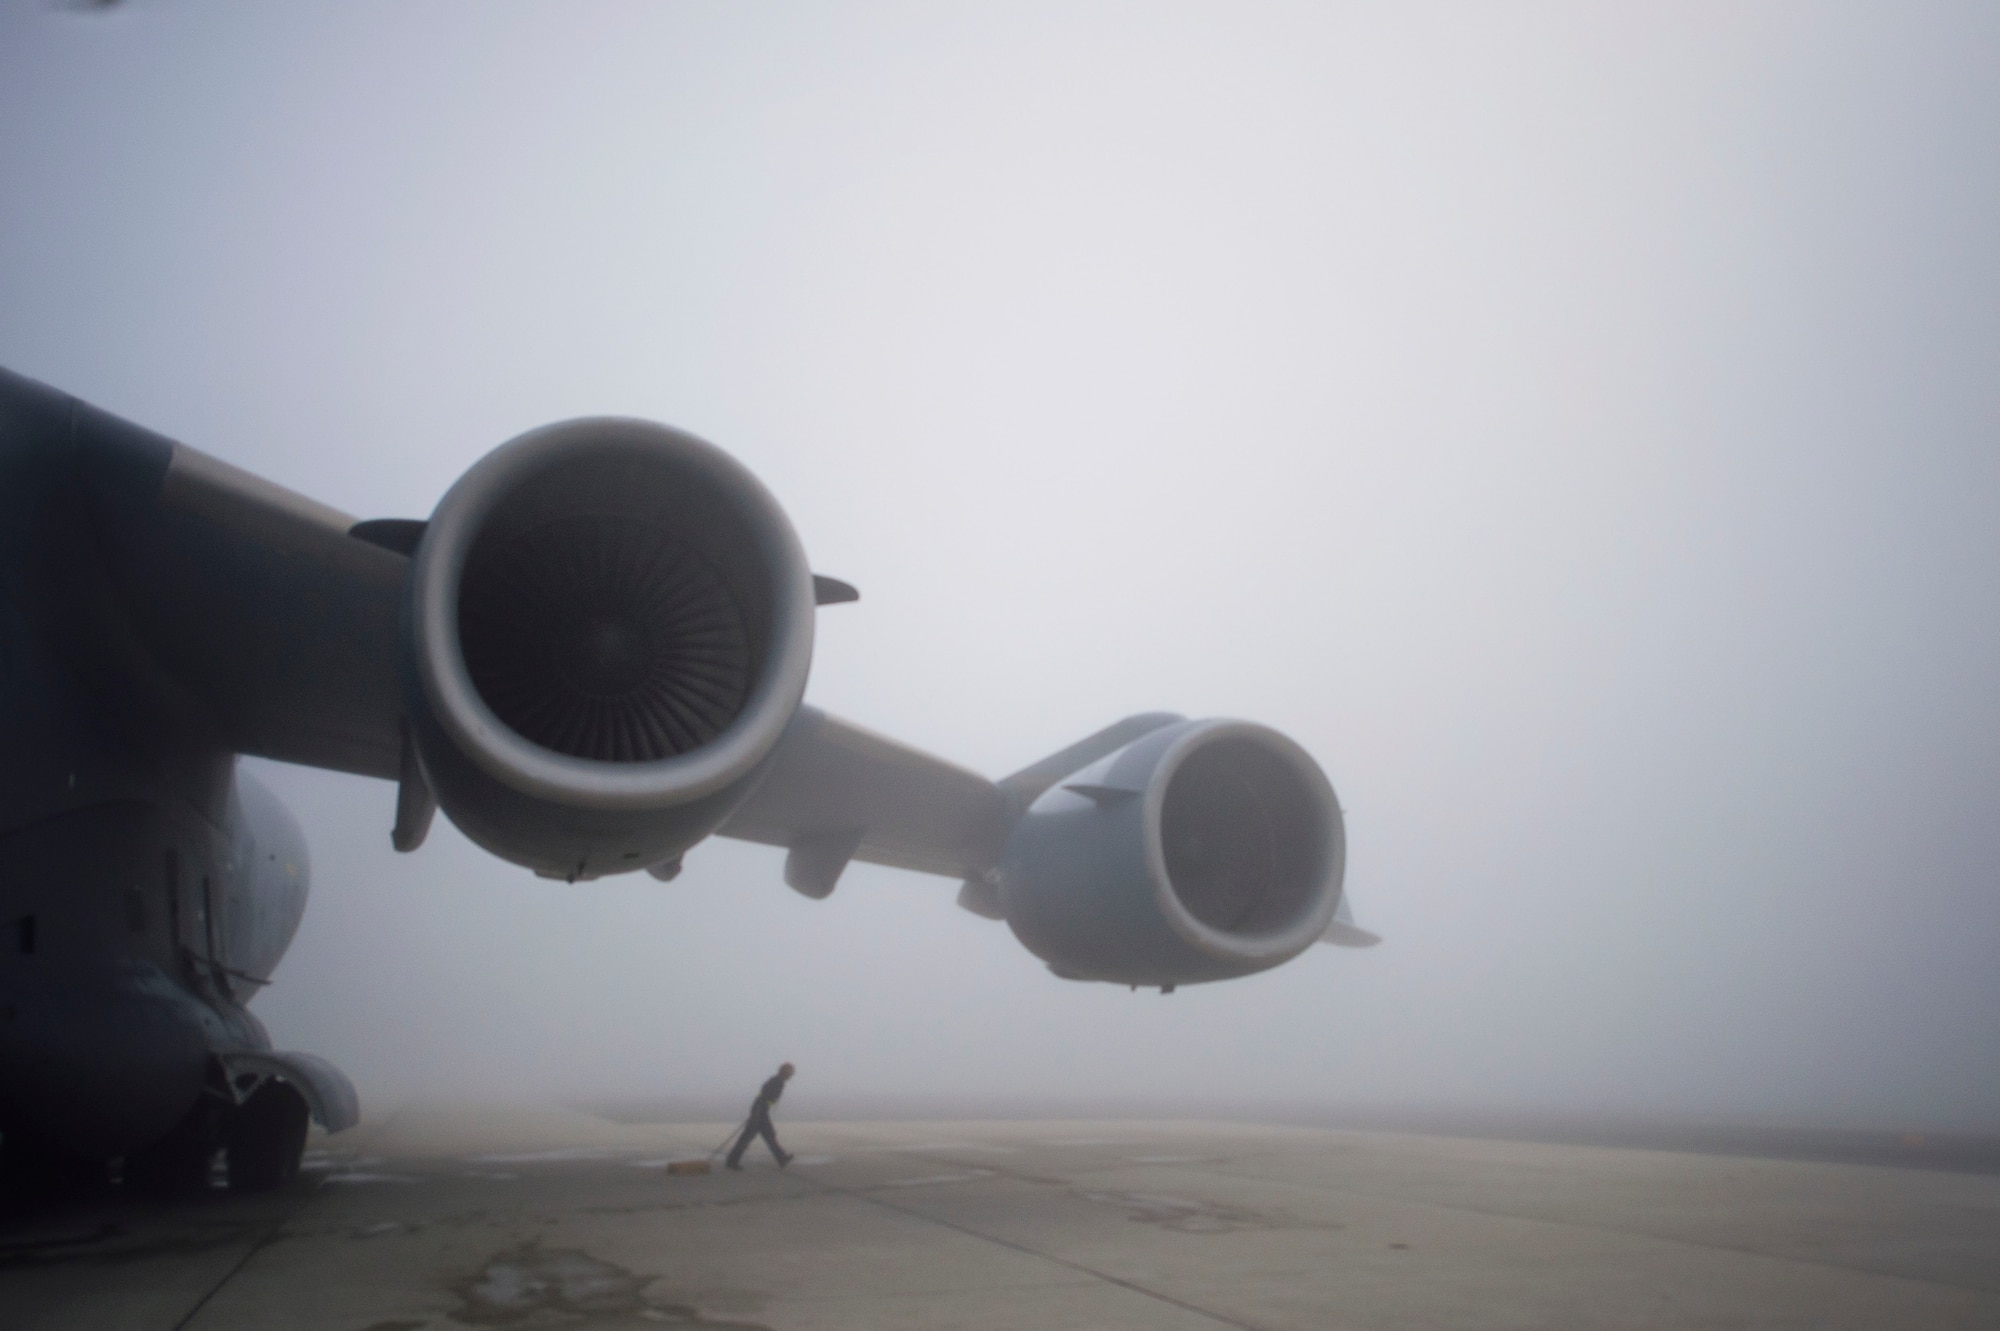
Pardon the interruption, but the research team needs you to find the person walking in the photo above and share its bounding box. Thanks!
[725,1063,795,1170]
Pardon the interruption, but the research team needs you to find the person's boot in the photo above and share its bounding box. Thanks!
[777,1150,793,1169]
[725,1158,743,1171]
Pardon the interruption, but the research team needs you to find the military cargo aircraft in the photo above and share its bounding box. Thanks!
[0,364,1374,1195]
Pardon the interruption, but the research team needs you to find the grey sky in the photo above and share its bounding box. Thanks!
[2,1,1997,1129]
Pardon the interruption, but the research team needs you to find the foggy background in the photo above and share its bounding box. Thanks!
[2,2,1996,1131]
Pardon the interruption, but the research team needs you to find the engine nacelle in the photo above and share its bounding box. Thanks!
[403,418,815,879]
[1001,719,1344,987]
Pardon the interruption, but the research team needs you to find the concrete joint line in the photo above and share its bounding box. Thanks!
[803,1174,1267,1331]
[1212,1169,2000,1300]
[168,1206,299,1331]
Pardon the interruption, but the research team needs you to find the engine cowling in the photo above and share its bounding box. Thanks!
[402,418,815,879]
[1001,719,1345,987]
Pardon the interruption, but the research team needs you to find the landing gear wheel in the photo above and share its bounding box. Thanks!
[123,1104,221,1197]
[1,1130,109,1201]
[226,1079,309,1192]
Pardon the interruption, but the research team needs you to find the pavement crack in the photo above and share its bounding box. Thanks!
[1186,1161,2000,1299]
[451,1239,770,1328]
[806,1176,1269,1331]
[168,1204,298,1331]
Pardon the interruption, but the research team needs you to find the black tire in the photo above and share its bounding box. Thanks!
[0,1130,109,1202]
[123,1104,221,1197]
[226,1079,309,1192]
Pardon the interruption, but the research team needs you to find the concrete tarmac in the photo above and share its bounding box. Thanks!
[4,1105,2000,1329]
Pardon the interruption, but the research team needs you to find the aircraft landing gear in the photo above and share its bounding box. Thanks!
[122,1101,222,1196]
[0,1129,109,1201]
[226,1079,309,1192]
[117,1068,316,1196]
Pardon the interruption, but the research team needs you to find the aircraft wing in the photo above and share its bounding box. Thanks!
[712,711,1195,899]
[41,373,407,780]
[30,372,1010,867]
[59,383,410,779]
[17,366,1363,992]
[718,707,1011,893]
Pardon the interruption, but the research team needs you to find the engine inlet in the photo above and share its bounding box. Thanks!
[1160,735,1330,938]
[459,514,752,763]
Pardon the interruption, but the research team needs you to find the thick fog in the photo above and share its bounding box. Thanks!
[2,2,1996,1130]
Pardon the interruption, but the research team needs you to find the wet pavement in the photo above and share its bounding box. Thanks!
[5,1106,2000,1328]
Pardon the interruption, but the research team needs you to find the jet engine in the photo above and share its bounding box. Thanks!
[1000,719,1345,987]
[401,418,816,879]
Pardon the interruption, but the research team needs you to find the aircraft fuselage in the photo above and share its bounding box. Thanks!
[0,374,306,1160]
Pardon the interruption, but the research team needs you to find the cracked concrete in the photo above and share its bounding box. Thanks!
[4,1106,2000,1328]
[450,1240,770,1329]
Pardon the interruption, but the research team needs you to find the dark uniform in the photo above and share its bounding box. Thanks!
[726,1073,792,1168]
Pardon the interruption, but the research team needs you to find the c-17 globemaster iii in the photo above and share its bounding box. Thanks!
[0,365,1375,1195]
